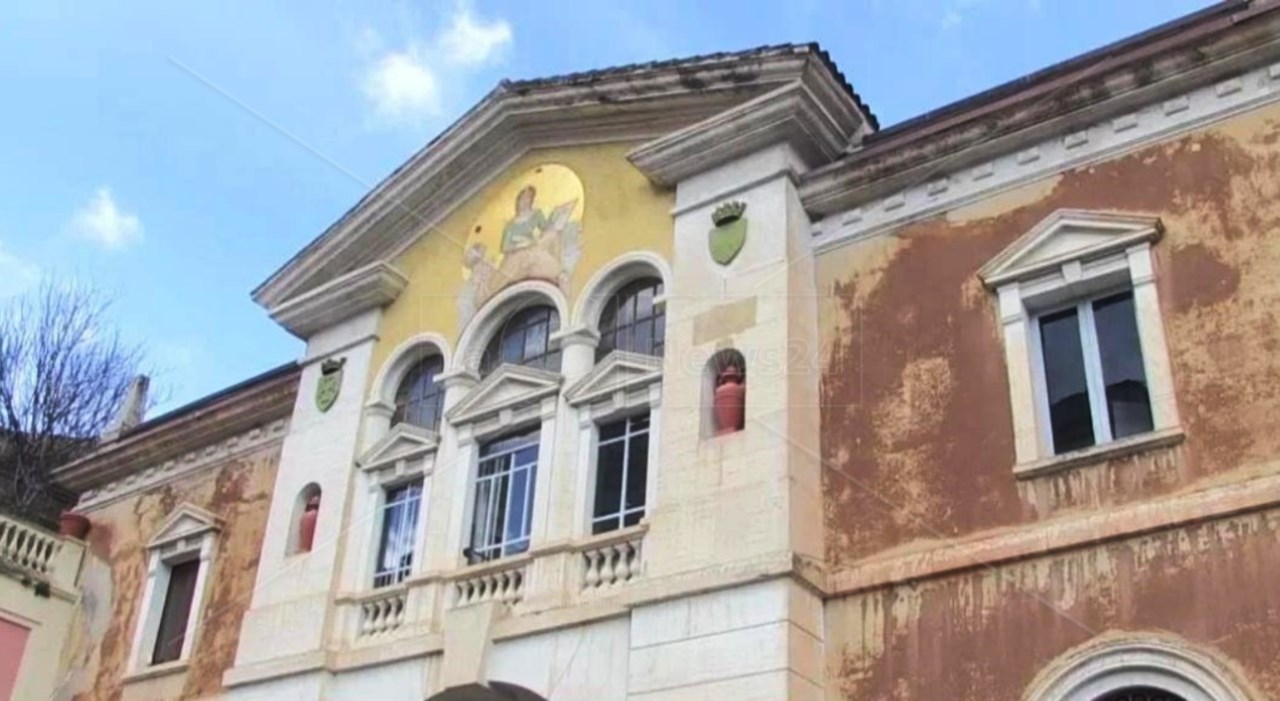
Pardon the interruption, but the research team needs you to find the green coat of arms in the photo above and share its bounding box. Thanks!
[315,357,345,413]
[709,201,747,266]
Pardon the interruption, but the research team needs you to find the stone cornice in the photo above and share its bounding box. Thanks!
[627,62,873,185]
[53,364,299,498]
[802,1,1280,220]
[267,261,407,339]
[252,46,869,328]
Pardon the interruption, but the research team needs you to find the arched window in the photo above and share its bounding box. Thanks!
[480,305,561,375]
[288,483,322,555]
[1096,690,1185,701]
[393,354,446,430]
[597,277,664,360]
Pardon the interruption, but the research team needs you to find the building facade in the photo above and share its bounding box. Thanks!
[51,2,1280,700]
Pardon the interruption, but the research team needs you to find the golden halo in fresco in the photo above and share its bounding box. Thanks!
[458,163,585,326]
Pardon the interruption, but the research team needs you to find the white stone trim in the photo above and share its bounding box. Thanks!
[570,251,673,329]
[982,210,1178,469]
[128,504,220,674]
[813,59,1280,251]
[1026,636,1254,701]
[77,418,289,511]
[357,423,440,477]
[267,261,407,338]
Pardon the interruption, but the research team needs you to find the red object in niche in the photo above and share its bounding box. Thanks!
[298,495,321,553]
[58,511,91,540]
[713,365,746,436]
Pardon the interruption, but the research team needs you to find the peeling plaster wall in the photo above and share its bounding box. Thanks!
[817,99,1280,699]
[818,101,1280,565]
[824,506,1280,700]
[57,441,283,701]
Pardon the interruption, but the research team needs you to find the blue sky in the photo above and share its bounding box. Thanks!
[0,0,1210,412]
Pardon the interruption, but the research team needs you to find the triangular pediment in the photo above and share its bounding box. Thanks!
[358,423,439,472]
[565,351,663,407]
[252,46,875,338]
[148,503,221,549]
[980,209,1162,288]
[447,364,563,426]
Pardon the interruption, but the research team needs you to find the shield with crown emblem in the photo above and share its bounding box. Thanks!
[708,201,747,266]
[315,358,345,413]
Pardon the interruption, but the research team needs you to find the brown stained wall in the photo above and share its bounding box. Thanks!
[818,100,1280,567]
[60,441,281,701]
[824,506,1280,701]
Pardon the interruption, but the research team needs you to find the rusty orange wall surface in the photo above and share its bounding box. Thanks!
[824,506,1280,700]
[817,100,1280,568]
[59,441,281,701]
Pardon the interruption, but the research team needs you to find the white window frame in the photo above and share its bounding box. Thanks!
[468,428,542,562]
[980,210,1181,476]
[1028,289,1154,456]
[588,411,653,535]
[126,505,219,676]
[352,424,436,591]
[565,351,663,539]
[372,479,425,587]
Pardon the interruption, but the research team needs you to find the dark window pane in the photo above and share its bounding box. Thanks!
[393,355,445,430]
[152,559,200,664]
[599,419,627,442]
[594,440,626,521]
[626,431,649,512]
[1040,307,1095,453]
[596,278,665,360]
[1093,292,1154,440]
[623,511,645,528]
[481,306,560,375]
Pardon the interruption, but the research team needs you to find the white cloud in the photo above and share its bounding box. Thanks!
[363,48,442,125]
[940,10,962,29]
[360,3,514,128]
[70,187,143,250]
[0,242,39,297]
[439,8,513,66]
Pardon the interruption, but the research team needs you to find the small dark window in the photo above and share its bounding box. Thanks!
[597,278,665,360]
[374,482,422,587]
[592,414,650,534]
[1095,688,1185,701]
[480,306,561,375]
[1037,290,1153,455]
[152,559,200,664]
[393,354,446,430]
[468,428,540,563]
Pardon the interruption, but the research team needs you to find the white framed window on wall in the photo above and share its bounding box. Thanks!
[591,413,650,534]
[1031,290,1154,455]
[980,209,1181,475]
[128,505,219,674]
[467,427,540,563]
[373,481,422,587]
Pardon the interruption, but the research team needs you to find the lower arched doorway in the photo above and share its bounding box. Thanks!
[426,682,546,701]
[1097,689,1186,701]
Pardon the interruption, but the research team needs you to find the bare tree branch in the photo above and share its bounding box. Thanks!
[0,279,147,525]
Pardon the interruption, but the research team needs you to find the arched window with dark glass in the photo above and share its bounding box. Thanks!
[597,277,664,360]
[393,354,446,430]
[480,305,561,375]
[1095,689,1185,701]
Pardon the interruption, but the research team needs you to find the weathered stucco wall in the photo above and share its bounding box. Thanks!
[818,100,1280,566]
[825,505,1280,700]
[58,441,282,701]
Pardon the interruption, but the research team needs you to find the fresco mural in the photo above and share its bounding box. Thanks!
[458,163,584,325]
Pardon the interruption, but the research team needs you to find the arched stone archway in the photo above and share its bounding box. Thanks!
[427,682,546,701]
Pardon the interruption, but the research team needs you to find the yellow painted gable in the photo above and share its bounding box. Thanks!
[369,141,674,389]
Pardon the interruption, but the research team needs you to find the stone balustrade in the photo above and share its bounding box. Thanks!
[0,512,82,593]
[579,526,645,592]
[452,558,527,608]
[356,586,408,638]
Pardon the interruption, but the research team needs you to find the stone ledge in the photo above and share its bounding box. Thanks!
[1013,426,1185,480]
[827,469,1280,597]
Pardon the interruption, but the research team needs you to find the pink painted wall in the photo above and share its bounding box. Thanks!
[0,616,29,701]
